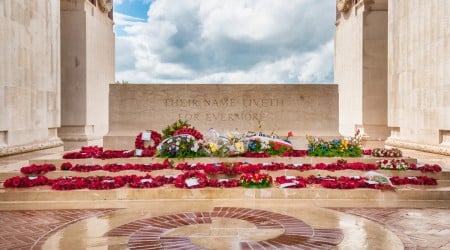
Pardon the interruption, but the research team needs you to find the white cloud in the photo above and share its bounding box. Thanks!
[115,0,335,83]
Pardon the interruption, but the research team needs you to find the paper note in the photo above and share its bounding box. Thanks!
[141,131,152,141]
[185,178,199,187]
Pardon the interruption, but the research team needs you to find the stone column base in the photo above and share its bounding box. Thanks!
[0,139,64,157]
[58,125,104,150]
[385,138,450,156]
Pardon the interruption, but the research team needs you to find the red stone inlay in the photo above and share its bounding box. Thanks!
[105,207,343,249]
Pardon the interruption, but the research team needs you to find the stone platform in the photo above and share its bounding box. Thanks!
[1,151,449,210]
[0,149,449,249]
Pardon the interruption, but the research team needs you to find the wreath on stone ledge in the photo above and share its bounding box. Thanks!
[134,130,162,156]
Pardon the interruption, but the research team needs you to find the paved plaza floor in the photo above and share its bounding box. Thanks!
[0,205,449,249]
[0,149,449,249]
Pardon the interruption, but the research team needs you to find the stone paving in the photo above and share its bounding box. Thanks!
[333,208,450,250]
[0,208,449,249]
[0,209,115,250]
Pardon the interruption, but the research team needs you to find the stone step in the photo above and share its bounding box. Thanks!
[0,186,449,202]
[1,169,449,182]
[28,156,418,168]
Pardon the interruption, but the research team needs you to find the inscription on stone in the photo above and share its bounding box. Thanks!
[108,84,339,138]
[164,97,284,122]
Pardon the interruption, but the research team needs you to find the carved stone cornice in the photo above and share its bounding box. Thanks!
[98,0,113,13]
[336,0,353,13]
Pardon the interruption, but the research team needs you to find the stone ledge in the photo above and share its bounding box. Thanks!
[0,139,63,157]
[386,138,450,156]
[0,187,448,202]
[29,155,418,167]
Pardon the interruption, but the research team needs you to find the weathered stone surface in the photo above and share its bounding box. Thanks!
[387,0,450,152]
[0,0,61,150]
[334,0,389,139]
[104,84,339,149]
[59,0,115,150]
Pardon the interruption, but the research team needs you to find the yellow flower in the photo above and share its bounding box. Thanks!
[234,142,244,153]
[342,140,349,150]
[227,133,234,140]
[209,143,219,153]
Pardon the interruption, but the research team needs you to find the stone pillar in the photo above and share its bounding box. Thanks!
[386,0,450,155]
[59,0,115,150]
[0,0,63,156]
[335,0,390,146]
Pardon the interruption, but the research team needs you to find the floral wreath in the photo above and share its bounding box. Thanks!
[162,119,191,139]
[174,127,204,140]
[371,148,403,157]
[128,175,165,188]
[135,130,162,151]
[174,171,208,189]
[240,173,272,188]
[87,176,129,190]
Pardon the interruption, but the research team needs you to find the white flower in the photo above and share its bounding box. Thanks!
[191,142,199,152]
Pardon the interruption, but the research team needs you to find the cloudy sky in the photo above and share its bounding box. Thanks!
[114,0,336,84]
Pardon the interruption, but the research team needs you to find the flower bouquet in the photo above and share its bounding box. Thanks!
[377,159,409,170]
[240,173,272,188]
[244,132,293,156]
[307,130,362,157]
[371,148,402,157]
[157,135,208,158]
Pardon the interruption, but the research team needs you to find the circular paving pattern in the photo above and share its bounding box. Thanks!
[105,207,344,249]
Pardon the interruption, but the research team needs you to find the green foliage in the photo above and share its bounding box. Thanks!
[162,119,191,139]
[306,132,362,157]
[158,135,208,158]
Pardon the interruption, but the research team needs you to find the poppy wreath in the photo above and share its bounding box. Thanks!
[128,175,165,188]
[174,171,208,189]
[260,162,286,171]
[3,175,50,188]
[233,163,261,174]
[319,176,366,189]
[61,162,73,171]
[409,163,442,173]
[20,164,56,175]
[208,179,241,188]
[87,176,129,190]
[285,163,315,171]
[175,162,206,171]
[281,150,308,157]
[243,152,271,158]
[63,146,103,159]
[389,176,437,185]
[174,127,204,140]
[275,176,308,188]
[51,176,88,190]
[69,164,103,172]
[134,130,162,156]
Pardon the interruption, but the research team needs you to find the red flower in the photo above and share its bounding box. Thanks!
[61,162,73,171]
[134,130,162,157]
[174,171,208,189]
[174,128,204,140]
[20,164,56,175]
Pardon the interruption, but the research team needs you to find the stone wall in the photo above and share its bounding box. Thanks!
[59,0,115,150]
[386,0,450,155]
[104,84,339,150]
[335,0,389,143]
[0,0,62,156]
